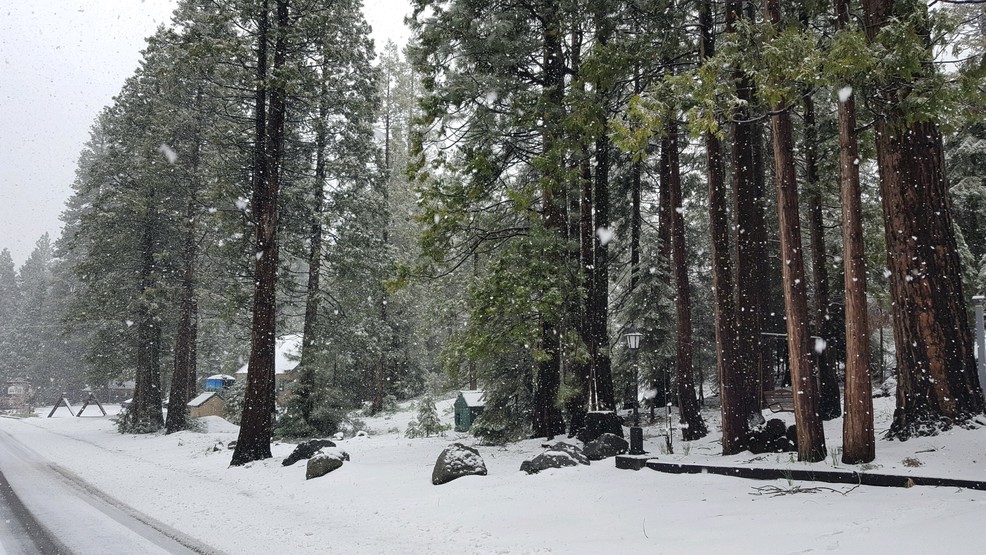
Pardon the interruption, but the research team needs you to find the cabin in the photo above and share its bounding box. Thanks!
[454,390,485,432]
[188,391,225,418]
[235,334,301,400]
[1,378,32,411]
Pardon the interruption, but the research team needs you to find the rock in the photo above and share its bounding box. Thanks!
[764,418,787,440]
[576,411,624,443]
[432,443,487,485]
[746,432,769,455]
[786,425,797,443]
[305,448,346,479]
[283,439,337,467]
[227,440,237,450]
[583,433,629,461]
[521,443,590,474]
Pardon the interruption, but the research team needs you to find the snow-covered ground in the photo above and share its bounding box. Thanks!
[1,395,985,554]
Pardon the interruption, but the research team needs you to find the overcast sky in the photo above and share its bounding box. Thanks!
[0,0,411,267]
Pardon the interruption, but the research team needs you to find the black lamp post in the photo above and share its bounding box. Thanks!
[624,326,644,455]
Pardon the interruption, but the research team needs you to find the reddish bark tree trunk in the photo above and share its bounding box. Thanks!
[803,90,842,421]
[666,119,708,441]
[862,0,985,438]
[835,0,875,463]
[700,0,744,455]
[726,0,764,428]
[765,0,826,462]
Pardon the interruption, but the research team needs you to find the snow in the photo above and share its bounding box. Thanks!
[596,227,615,246]
[235,334,302,376]
[187,392,219,407]
[838,85,853,102]
[1,396,985,553]
[459,390,484,407]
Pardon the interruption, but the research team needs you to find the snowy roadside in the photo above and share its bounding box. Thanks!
[0,396,984,554]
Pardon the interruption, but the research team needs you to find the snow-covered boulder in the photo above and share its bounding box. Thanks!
[305,448,348,480]
[583,433,628,461]
[521,442,590,474]
[283,439,336,467]
[432,443,488,485]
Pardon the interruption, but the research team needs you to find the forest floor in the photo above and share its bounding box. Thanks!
[1,393,985,554]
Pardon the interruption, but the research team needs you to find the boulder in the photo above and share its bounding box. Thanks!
[583,433,629,461]
[786,424,798,443]
[521,443,590,474]
[576,411,624,443]
[283,439,337,467]
[432,443,488,485]
[764,418,787,440]
[305,448,347,479]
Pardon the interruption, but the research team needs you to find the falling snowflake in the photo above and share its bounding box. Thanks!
[597,227,615,246]
[158,144,178,164]
[814,337,827,354]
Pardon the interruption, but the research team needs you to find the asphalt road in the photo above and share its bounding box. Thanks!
[0,426,219,555]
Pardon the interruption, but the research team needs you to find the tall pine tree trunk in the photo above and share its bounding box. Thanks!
[666,118,708,441]
[803,89,842,420]
[726,0,763,427]
[166,200,199,434]
[765,0,825,462]
[700,0,743,454]
[588,3,615,412]
[862,0,985,439]
[232,0,289,466]
[127,198,165,433]
[531,0,566,439]
[836,0,875,464]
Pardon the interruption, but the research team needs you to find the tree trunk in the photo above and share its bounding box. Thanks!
[803,90,842,420]
[862,0,985,439]
[700,0,743,455]
[127,205,164,433]
[165,201,199,434]
[765,0,826,462]
[232,0,289,466]
[666,119,708,441]
[727,0,764,427]
[531,0,566,439]
[835,0,875,463]
[300,76,329,370]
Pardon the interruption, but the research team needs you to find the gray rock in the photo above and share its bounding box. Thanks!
[432,443,488,485]
[583,433,629,460]
[283,439,337,466]
[521,443,590,474]
[576,411,624,443]
[305,448,346,479]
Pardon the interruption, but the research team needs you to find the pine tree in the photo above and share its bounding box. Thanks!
[861,0,985,438]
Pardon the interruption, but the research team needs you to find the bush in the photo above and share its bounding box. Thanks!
[405,394,449,438]
[223,380,246,425]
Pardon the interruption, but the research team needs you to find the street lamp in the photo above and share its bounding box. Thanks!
[974,296,986,400]
[624,326,644,455]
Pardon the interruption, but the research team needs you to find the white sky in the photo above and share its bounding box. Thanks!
[0,0,411,267]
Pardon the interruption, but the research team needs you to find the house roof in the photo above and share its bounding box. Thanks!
[235,334,302,376]
[206,374,236,381]
[458,390,485,407]
[188,392,223,407]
